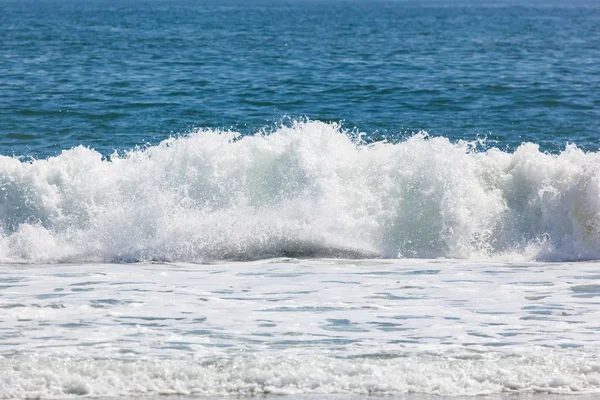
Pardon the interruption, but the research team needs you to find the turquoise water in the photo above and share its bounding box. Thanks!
[1,0,599,156]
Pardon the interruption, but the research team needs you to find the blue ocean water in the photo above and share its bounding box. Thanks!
[1,0,599,157]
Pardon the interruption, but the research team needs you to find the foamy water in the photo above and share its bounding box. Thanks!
[1,259,600,398]
[2,123,600,398]
[1,121,600,264]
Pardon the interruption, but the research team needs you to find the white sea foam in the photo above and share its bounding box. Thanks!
[1,120,600,263]
[1,352,600,399]
[1,259,600,398]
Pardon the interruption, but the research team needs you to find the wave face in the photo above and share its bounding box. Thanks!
[1,120,600,263]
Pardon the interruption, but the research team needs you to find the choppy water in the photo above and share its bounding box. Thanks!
[2,0,600,399]
[1,0,599,156]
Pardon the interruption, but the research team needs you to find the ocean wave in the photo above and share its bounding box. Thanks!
[1,352,599,398]
[1,120,599,263]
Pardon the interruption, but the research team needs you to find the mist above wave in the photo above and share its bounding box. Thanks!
[0,120,599,263]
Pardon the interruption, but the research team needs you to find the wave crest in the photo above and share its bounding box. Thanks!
[1,120,599,263]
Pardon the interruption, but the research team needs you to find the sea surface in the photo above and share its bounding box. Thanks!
[1,0,600,399]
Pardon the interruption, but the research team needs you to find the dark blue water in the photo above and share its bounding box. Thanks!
[1,0,599,157]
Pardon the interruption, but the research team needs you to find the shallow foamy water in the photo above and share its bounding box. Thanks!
[1,259,599,398]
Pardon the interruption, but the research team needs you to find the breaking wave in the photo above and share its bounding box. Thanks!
[1,120,600,263]
[2,353,600,398]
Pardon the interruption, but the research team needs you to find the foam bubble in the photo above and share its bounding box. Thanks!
[1,120,600,263]
[1,353,599,399]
